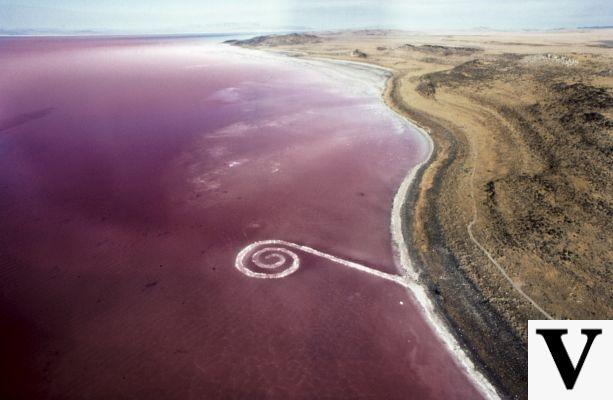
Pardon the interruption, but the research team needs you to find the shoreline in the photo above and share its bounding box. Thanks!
[246,48,502,399]
[383,70,529,398]
[383,72,501,400]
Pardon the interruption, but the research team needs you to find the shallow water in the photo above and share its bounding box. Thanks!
[0,38,483,399]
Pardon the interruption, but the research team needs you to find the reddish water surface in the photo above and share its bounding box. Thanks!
[0,38,483,399]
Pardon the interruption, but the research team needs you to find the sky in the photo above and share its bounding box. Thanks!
[1,0,612,34]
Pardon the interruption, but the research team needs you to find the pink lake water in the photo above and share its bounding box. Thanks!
[0,38,485,399]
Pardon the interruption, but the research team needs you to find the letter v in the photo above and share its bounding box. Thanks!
[536,329,602,389]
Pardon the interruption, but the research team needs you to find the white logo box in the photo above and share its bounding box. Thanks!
[528,320,612,399]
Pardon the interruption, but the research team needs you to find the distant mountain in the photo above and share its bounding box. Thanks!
[0,28,119,36]
[470,26,502,32]
[226,33,323,47]
[578,25,613,29]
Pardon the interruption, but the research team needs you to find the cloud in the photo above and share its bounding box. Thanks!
[0,0,611,32]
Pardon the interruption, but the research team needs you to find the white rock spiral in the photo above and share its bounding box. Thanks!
[235,239,409,287]
[236,243,300,279]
